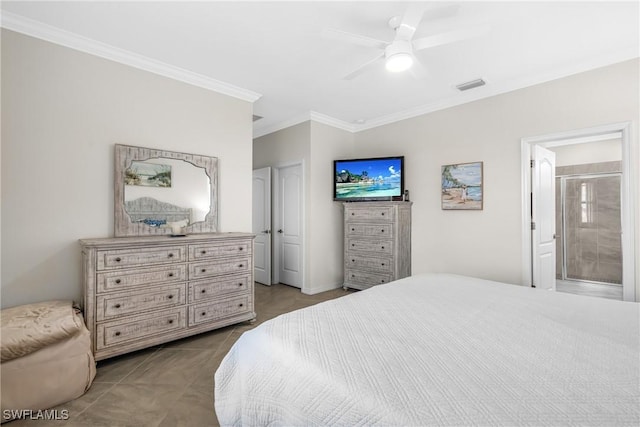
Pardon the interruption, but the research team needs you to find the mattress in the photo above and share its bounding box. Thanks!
[214,274,640,426]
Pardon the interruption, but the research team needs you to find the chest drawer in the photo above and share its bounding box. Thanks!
[346,256,393,273]
[345,268,393,287]
[189,257,251,280]
[97,265,186,293]
[346,239,393,255]
[97,246,186,270]
[96,283,186,321]
[189,241,251,261]
[188,275,250,303]
[96,307,186,350]
[189,294,251,326]
[346,223,393,238]
[346,206,395,222]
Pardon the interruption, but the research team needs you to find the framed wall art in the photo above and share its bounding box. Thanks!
[441,161,483,210]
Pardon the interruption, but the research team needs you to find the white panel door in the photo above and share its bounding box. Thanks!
[252,167,272,285]
[532,145,556,291]
[277,164,303,288]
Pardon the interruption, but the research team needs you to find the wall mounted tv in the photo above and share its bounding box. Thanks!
[333,156,404,202]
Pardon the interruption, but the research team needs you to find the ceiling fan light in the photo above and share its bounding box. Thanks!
[385,53,413,72]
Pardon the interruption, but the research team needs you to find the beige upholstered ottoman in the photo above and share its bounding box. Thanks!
[1,300,96,422]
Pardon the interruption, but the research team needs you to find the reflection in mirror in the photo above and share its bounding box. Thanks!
[124,158,211,226]
[114,144,218,237]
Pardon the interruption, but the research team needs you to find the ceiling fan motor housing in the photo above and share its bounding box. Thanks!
[385,39,413,59]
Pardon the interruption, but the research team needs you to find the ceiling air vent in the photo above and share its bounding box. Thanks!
[252,115,263,122]
[456,78,486,92]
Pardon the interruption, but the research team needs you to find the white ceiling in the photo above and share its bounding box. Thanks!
[2,1,638,137]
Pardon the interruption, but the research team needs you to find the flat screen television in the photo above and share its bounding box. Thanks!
[333,156,404,201]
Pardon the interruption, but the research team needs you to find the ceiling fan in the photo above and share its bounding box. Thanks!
[323,4,487,80]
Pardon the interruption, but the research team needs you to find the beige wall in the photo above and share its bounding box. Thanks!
[550,139,622,167]
[1,30,254,308]
[354,59,639,289]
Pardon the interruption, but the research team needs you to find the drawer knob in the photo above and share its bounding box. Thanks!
[351,274,355,278]
[381,246,385,249]
[381,229,385,233]
[115,257,122,262]
[239,303,244,307]
[168,273,174,277]
[201,250,207,254]
[168,253,174,258]
[201,289,206,294]
[239,247,244,251]
[115,331,121,337]
[351,212,354,216]
[381,212,385,216]
[352,259,355,262]
[381,279,385,283]
[168,319,174,324]
[167,295,173,299]
[351,228,355,231]
[114,304,121,309]
[201,311,206,316]
[381,263,385,266]
[201,268,206,273]
[115,279,121,284]
[351,244,355,247]
[239,264,244,268]
[238,283,243,287]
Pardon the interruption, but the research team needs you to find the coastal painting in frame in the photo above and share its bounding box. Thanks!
[125,161,172,188]
[441,161,483,210]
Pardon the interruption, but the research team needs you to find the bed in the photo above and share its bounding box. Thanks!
[214,273,639,426]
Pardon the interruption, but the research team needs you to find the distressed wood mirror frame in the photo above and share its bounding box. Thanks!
[114,144,219,237]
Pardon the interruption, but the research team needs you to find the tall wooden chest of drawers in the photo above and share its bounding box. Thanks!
[80,233,255,360]
[343,202,412,290]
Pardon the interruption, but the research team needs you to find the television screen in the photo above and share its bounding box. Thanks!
[334,156,404,201]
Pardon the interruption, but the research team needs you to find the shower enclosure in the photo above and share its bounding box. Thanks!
[555,162,622,285]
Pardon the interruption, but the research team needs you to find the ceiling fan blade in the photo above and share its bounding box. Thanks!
[395,3,427,41]
[342,52,385,80]
[412,26,490,51]
[409,55,429,81]
[322,28,387,50]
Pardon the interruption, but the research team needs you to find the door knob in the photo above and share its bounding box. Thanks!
[277,229,283,233]
[263,229,271,234]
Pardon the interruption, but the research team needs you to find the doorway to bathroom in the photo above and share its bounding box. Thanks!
[521,122,635,302]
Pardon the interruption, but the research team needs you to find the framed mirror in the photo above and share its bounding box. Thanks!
[114,144,218,236]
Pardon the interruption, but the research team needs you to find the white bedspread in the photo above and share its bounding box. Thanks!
[215,274,640,426]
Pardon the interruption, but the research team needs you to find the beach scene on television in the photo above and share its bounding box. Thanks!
[335,158,402,199]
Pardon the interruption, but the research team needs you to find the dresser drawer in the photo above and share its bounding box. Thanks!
[96,283,186,321]
[188,275,251,303]
[346,206,395,222]
[346,256,393,273]
[97,265,187,293]
[189,240,251,261]
[189,294,251,326]
[189,257,251,280]
[346,238,393,255]
[346,223,393,238]
[96,307,186,350]
[345,269,393,287]
[97,246,186,270]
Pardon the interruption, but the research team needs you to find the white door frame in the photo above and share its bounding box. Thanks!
[521,122,636,301]
[272,160,306,290]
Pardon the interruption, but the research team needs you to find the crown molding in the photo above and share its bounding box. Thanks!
[309,112,357,133]
[253,112,312,139]
[1,11,262,103]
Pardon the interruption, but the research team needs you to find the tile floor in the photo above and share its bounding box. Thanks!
[8,283,350,427]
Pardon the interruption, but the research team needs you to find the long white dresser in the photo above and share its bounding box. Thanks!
[80,233,255,360]
[343,202,412,290]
